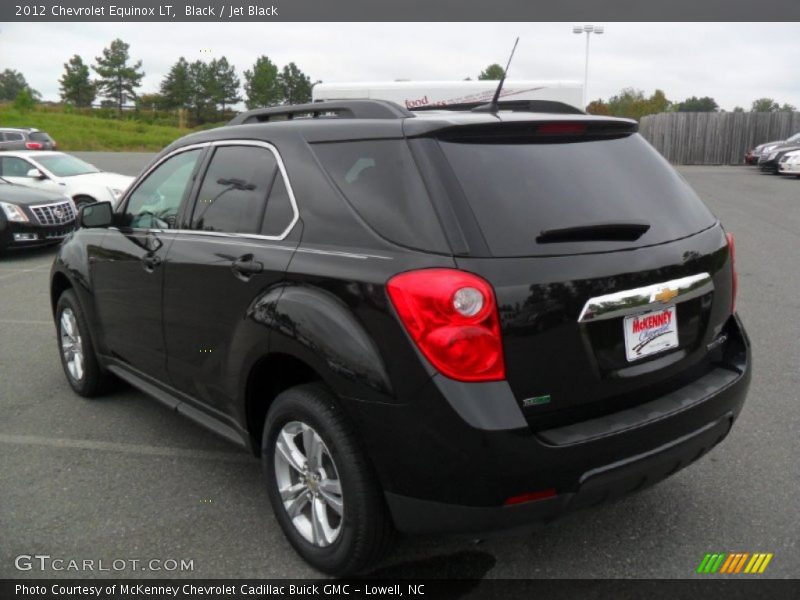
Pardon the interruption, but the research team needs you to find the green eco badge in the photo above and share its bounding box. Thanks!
[522,395,551,407]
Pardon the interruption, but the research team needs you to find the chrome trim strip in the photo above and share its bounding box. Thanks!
[118,139,299,241]
[106,226,393,260]
[169,230,391,260]
[577,273,713,323]
[29,200,73,210]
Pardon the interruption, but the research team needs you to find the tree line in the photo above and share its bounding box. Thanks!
[587,88,797,121]
[0,38,316,125]
[2,49,797,125]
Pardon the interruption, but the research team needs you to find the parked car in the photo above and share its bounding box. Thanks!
[50,99,751,575]
[750,132,800,166]
[0,177,76,254]
[778,149,800,176]
[0,127,57,150]
[758,140,800,174]
[0,151,133,208]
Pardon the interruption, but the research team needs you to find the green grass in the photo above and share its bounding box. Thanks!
[0,105,222,151]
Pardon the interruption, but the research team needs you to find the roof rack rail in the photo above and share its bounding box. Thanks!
[228,99,413,125]
[412,100,585,115]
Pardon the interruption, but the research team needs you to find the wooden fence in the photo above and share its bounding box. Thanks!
[639,111,800,165]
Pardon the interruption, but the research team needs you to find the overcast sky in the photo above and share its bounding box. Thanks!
[1,22,798,110]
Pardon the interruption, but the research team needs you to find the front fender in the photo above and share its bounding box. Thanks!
[259,283,394,403]
[50,230,108,356]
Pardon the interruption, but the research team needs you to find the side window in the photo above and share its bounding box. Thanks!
[5,133,24,142]
[311,140,448,253]
[0,157,34,177]
[124,149,202,229]
[190,145,291,235]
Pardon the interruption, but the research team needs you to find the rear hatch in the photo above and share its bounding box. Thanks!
[414,119,735,429]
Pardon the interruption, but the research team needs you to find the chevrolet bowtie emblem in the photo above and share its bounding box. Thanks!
[654,287,678,303]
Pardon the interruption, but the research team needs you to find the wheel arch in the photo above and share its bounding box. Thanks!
[245,352,324,456]
[50,270,73,315]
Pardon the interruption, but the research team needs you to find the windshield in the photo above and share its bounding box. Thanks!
[35,155,99,177]
[786,133,800,143]
[438,133,716,257]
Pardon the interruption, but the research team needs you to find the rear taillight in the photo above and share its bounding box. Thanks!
[387,269,505,382]
[25,142,42,149]
[726,232,737,314]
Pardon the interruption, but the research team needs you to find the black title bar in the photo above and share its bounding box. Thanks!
[3,0,800,21]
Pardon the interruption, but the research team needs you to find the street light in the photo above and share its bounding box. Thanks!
[573,24,604,109]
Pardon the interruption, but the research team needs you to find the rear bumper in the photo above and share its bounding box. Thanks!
[378,314,751,535]
[387,409,735,535]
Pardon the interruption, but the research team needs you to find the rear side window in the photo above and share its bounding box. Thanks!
[312,140,448,253]
[191,145,294,236]
[438,134,716,257]
[3,132,24,142]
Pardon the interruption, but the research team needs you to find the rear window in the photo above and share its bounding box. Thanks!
[28,132,53,142]
[438,134,716,257]
[312,140,448,253]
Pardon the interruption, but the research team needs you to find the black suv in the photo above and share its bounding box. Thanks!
[50,100,751,575]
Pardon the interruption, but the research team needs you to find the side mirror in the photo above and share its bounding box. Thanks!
[79,201,113,229]
[26,168,46,179]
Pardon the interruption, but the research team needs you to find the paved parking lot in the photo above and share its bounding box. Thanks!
[1,161,798,579]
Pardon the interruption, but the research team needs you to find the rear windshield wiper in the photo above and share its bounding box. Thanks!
[536,221,651,244]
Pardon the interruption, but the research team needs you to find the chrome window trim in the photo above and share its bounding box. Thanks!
[118,139,300,241]
[577,273,713,323]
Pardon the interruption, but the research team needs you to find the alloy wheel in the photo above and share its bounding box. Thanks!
[60,308,84,381]
[274,421,344,547]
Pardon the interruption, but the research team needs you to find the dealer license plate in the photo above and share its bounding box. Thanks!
[623,306,679,362]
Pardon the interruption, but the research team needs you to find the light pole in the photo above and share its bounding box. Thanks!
[573,24,604,109]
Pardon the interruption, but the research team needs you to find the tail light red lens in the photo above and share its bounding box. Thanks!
[25,142,42,149]
[387,269,506,382]
[726,232,737,314]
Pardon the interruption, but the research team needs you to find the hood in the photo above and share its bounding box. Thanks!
[69,171,135,190]
[0,182,69,206]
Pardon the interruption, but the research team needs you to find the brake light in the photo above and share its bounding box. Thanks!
[537,123,586,135]
[504,489,557,505]
[387,269,505,382]
[25,142,42,149]
[726,232,737,314]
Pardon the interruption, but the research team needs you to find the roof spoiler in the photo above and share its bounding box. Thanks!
[412,100,586,115]
[422,119,638,142]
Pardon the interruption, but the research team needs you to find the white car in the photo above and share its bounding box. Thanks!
[778,150,800,176]
[0,151,134,209]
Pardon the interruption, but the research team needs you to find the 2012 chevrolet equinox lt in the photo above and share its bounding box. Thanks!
[50,99,751,575]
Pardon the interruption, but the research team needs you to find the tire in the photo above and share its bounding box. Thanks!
[262,383,394,575]
[55,289,115,397]
[73,195,96,209]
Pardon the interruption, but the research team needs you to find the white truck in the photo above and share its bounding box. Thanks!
[312,80,584,111]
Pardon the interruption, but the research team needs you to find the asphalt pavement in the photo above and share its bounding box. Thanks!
[1,160,798,579]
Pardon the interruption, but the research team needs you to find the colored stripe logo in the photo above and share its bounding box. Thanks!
[697,553,773,574]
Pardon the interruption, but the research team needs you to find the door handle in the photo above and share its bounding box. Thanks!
[142,254,162,270]
[232,255,263,277]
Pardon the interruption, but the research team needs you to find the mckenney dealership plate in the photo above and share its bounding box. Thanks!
[623,306,678,361]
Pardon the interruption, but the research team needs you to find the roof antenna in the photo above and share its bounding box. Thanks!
[473,37,519,113]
